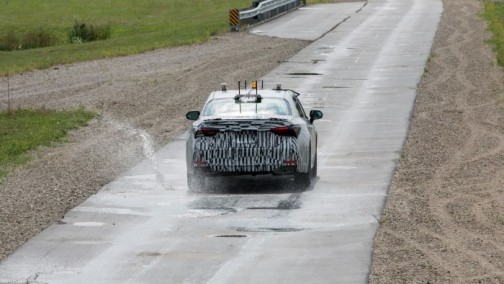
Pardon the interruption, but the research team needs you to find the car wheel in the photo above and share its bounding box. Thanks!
[310,151,317,178]
[294,150,311,189]
[187,173,205,193]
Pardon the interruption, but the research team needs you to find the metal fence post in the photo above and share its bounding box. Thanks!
[230,9,240,32]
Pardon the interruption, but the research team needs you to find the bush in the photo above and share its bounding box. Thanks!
[0,29,59,51]
[69,19,111,43]
[22,29,59,49]
[0,31,20,51]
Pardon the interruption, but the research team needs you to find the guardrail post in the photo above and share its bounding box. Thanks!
[230,9,240,32]
[230,0,304,31]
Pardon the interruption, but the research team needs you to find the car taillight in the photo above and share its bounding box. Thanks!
[195,127,219,138]
[283,160,297,166]
[271,125,300,137]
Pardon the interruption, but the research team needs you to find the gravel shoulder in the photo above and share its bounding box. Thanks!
[370,0,504,282]
[0,33,309,260]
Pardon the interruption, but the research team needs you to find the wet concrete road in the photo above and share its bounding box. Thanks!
[0,1,442,283]
[249,3,366,41]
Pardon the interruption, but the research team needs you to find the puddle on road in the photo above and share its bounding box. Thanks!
[174,208,237,218]
[322,86,351,89]
[246,198,301,210]
[194,207,238,214]
[287,72,323,76]
[235,227,304,233]
[214,234,247,238]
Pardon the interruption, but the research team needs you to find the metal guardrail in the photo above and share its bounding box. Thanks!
[230,0,304,31]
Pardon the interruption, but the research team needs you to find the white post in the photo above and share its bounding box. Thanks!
[7,73,11,113]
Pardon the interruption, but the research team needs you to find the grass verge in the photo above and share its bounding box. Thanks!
[483,0,504,66]
[0,109,96,182]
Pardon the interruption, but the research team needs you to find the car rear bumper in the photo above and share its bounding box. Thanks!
[192,164,297,176]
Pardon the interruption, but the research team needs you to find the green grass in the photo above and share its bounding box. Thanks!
[0,109,96,182]
[0,0,253,75]
[483,0,504,66]
[0,0,340,75]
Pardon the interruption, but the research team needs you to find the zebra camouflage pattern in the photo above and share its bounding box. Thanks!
[193,130,298,173]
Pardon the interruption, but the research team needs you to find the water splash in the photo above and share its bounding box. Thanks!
[103,116,173,190]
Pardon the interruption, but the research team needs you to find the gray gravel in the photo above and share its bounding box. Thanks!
[0,32,309,260]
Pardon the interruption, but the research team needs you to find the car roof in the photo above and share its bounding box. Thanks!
[207,89,296,100]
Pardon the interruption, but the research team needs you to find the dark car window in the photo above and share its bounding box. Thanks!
[203,98,291,116]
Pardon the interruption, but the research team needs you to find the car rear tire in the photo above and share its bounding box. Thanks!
[294,151,311,189]
[310,152,317,178]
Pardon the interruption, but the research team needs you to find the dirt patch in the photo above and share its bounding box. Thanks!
[370,0,504,282]
[0,32,309,260]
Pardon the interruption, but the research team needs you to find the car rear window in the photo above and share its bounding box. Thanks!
[203,98,291,116]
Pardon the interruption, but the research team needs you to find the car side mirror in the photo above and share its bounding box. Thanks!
[186,111,200,121]
[309,110,323,123]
